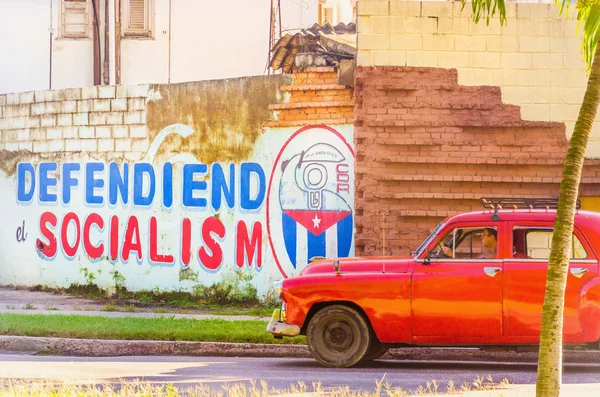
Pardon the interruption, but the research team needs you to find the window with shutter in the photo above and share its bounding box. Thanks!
[122,0,154,38]
[318,3,339,26]
[61,0,90,39]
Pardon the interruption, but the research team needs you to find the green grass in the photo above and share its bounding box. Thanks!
[0,313,305,345]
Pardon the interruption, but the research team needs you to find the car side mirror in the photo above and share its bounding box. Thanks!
[424,247,431,265]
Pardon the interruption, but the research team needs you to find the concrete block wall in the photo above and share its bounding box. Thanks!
[357,0,600,157]
[0,85,150,162]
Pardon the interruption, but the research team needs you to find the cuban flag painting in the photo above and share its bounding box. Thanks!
[266,126,355,278]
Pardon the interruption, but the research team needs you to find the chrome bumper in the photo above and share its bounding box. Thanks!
[266,309,301,337]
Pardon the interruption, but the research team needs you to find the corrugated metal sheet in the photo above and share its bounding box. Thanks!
[270,22,356,73]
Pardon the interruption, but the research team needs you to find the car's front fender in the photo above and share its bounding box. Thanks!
[282,272,412,343]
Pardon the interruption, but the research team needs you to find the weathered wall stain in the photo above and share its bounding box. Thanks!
[146,75,292,165]
[0,150,100,177]
[0,150,37,176]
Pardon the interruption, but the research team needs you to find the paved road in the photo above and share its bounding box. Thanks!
[1,353,600,394]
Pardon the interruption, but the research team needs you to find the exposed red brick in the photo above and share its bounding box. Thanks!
[354,66,600,256]
[265,69,355,127]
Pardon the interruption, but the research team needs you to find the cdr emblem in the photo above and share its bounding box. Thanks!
[266,126,355,278]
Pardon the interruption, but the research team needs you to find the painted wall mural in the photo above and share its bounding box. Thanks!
[0,124,354,296]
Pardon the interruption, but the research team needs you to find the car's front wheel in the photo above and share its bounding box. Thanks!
[361,339,389,362]
[306,305,371,368]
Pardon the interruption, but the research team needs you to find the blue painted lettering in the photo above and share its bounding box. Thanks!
[85,163,105,205]
[240,162,265,210]
[17,163,35,203]
[39,162,58,203]
[109,162,128,206]
[133,163,155,206]
[62,163,80,205]
[163,163,173,209]
[211,163,234,211]
[182,164,207,208]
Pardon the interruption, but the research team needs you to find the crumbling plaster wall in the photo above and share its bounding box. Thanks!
[0,75,298,294]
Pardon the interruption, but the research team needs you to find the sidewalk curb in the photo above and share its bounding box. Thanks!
[1,336,599,363]
[0,336,312,358]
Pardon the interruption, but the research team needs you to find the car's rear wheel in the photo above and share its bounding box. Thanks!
[307,305,371,368]
[361,339,389,362]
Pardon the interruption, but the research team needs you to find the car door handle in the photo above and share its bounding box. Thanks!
[570,268,589,278]
[484,267,501,277]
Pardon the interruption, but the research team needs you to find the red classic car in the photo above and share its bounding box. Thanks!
[267,198,600,367]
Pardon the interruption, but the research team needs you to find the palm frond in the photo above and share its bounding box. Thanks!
[461,0,507,26]
[580,5,600,70]
[554,0,572,18]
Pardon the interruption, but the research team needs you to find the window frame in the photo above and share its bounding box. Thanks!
[59,0,91,40]
[426,224,501,262]
[318,1,340,26]
[511,226,591,261]
[121,0,155,39]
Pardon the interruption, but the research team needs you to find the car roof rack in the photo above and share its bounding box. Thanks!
[480,197,581,221]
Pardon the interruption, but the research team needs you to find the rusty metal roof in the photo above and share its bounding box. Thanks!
[270,22,356,73]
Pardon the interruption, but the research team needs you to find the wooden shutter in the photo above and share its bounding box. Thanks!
[128,0,147,31]
[323,7,334,24]
[319,4,338,25]
[62,0,89,38]
[123,0,153,37]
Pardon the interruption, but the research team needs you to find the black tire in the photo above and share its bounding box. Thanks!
[306,305,371,368]
[361,339,389,362]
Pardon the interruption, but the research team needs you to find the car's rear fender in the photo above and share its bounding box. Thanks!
[580,277,600,342]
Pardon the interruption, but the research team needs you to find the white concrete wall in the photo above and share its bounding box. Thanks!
[0,0,353,94]
[324,0,355,23]
[169,0,270,83]
[281,0,319,33]
[120,0,169,84]
[0,0,53,94]
[0,79,355,295]
[0,0,95,94]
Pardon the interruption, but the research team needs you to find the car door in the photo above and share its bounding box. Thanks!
[504,222,598,341]
[411,223,504,342]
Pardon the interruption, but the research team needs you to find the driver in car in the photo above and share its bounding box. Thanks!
[441,228,498,259]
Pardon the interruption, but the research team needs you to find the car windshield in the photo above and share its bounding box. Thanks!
[413,222,444,257]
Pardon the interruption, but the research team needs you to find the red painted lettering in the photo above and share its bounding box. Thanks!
[236,221,262,269]
[37,212,57,259]
[83,213,104,259]
[61,212,80,258]
[336,164,349,173]
[181,218,191,267]
[122,216,142,263]
[149,216,174,265]
[198,216,225,271]
[336,163,350,193]
[109,215,119,261]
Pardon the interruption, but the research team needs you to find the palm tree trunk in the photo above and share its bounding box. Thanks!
[536,45,600,397]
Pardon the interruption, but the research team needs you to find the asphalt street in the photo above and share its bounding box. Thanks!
[1,353,600,394]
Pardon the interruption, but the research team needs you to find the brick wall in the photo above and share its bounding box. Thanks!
[357,1,600,157]
[0,85,150,162]
[265,67,354,127]
[354,66,600,256]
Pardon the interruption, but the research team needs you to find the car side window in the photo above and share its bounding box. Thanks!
[433,227,498,260]
[512,228,588,259]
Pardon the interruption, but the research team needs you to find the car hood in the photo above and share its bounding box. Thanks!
[299,257,413,276]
